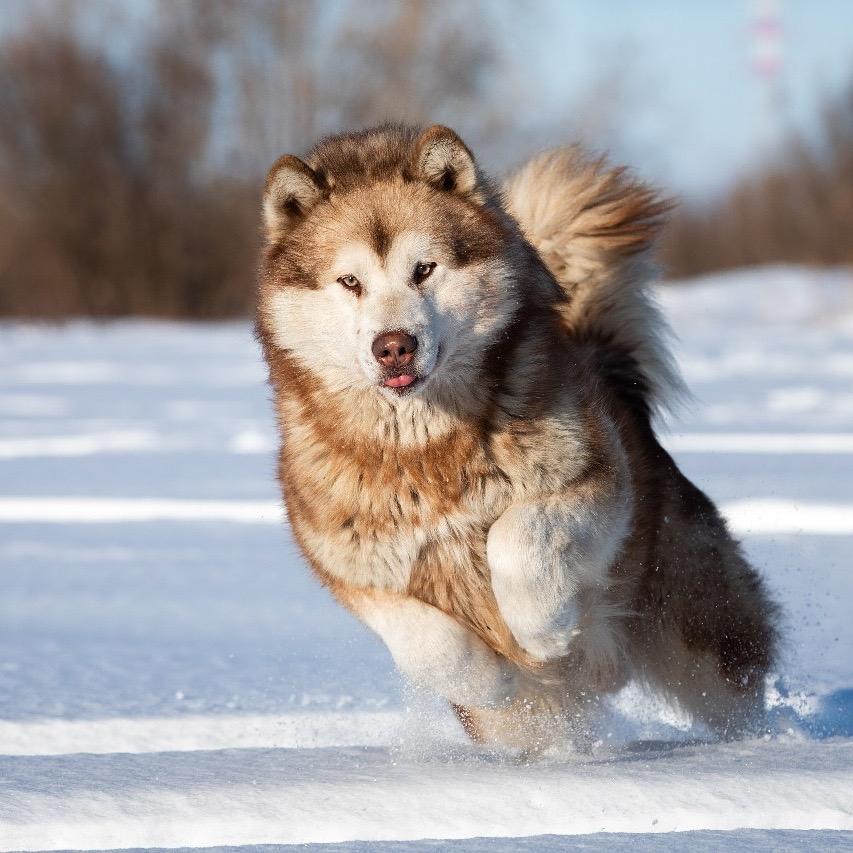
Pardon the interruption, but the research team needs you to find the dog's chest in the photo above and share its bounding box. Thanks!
[283,425,514,590]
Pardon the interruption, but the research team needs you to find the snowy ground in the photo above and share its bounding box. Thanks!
[1,265,853,851]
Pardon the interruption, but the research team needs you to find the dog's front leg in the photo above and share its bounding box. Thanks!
[486,480,632,664]
[348,589,519,707]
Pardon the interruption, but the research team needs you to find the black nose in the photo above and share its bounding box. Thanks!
[372,330,418,367]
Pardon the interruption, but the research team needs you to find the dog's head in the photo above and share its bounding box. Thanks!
[258,125,520,401]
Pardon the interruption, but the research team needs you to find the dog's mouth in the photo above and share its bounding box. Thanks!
[384,372,418,390]
[382,369,421,395]
[380,346,441,395]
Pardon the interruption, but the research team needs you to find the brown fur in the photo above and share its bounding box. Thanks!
[257,124,778,747]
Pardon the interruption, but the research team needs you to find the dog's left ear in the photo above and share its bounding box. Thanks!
[412,125,480,197]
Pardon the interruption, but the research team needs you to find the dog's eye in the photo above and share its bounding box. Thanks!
[337,274,361,293]
[413,262,436,284]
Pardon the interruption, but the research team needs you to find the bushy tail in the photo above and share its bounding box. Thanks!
[503,147,685,417]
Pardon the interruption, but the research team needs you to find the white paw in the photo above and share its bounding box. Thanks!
[491,575,580,661]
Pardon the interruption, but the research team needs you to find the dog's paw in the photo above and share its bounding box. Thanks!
[513,621,579,662]
[511,605,580,662]
[489,565,581,661]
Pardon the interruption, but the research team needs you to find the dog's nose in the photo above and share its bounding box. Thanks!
[372,331,418,367]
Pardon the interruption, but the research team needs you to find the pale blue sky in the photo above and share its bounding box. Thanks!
[508,0,853,195]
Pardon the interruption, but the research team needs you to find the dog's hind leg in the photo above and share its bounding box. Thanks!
[636,479,779,738]
[638,633,768,738]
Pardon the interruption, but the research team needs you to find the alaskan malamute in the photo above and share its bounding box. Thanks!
[257,124,778,751]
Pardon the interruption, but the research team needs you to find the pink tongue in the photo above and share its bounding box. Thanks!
[385,374,415,388]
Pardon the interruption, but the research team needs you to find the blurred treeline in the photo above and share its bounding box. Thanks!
[663,81,853,278]
[0,0,504,317]
[0,1,850,318]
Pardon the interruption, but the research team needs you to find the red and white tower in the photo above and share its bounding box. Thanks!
[751,0,786,145]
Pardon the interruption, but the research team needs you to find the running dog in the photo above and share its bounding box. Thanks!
[256,124,778,751]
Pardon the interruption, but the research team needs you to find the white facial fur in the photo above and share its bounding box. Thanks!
[264,230,515,399]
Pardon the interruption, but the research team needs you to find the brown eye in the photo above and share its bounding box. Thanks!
[413,261,436,284]
[337,274,361,293]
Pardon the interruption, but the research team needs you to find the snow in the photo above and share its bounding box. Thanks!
[665,432,853,454]
[1,265,853,851]
[0,710,403,756]
[4,741,853,850]
[1,496,852,536]
[0,496,281,523]
[716,499,853,536]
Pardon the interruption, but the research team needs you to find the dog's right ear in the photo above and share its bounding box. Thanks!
[411,125,481,198]
[263,155,328,240]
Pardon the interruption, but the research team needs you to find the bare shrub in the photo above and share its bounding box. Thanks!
[0,0,503,318]
[661,81,853,279]
[0,4,258,318]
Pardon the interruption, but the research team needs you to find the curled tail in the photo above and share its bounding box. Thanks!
[503,147,685,418]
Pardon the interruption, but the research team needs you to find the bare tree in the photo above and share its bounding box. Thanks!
[0,0,509,317]
[661,80,853,279]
